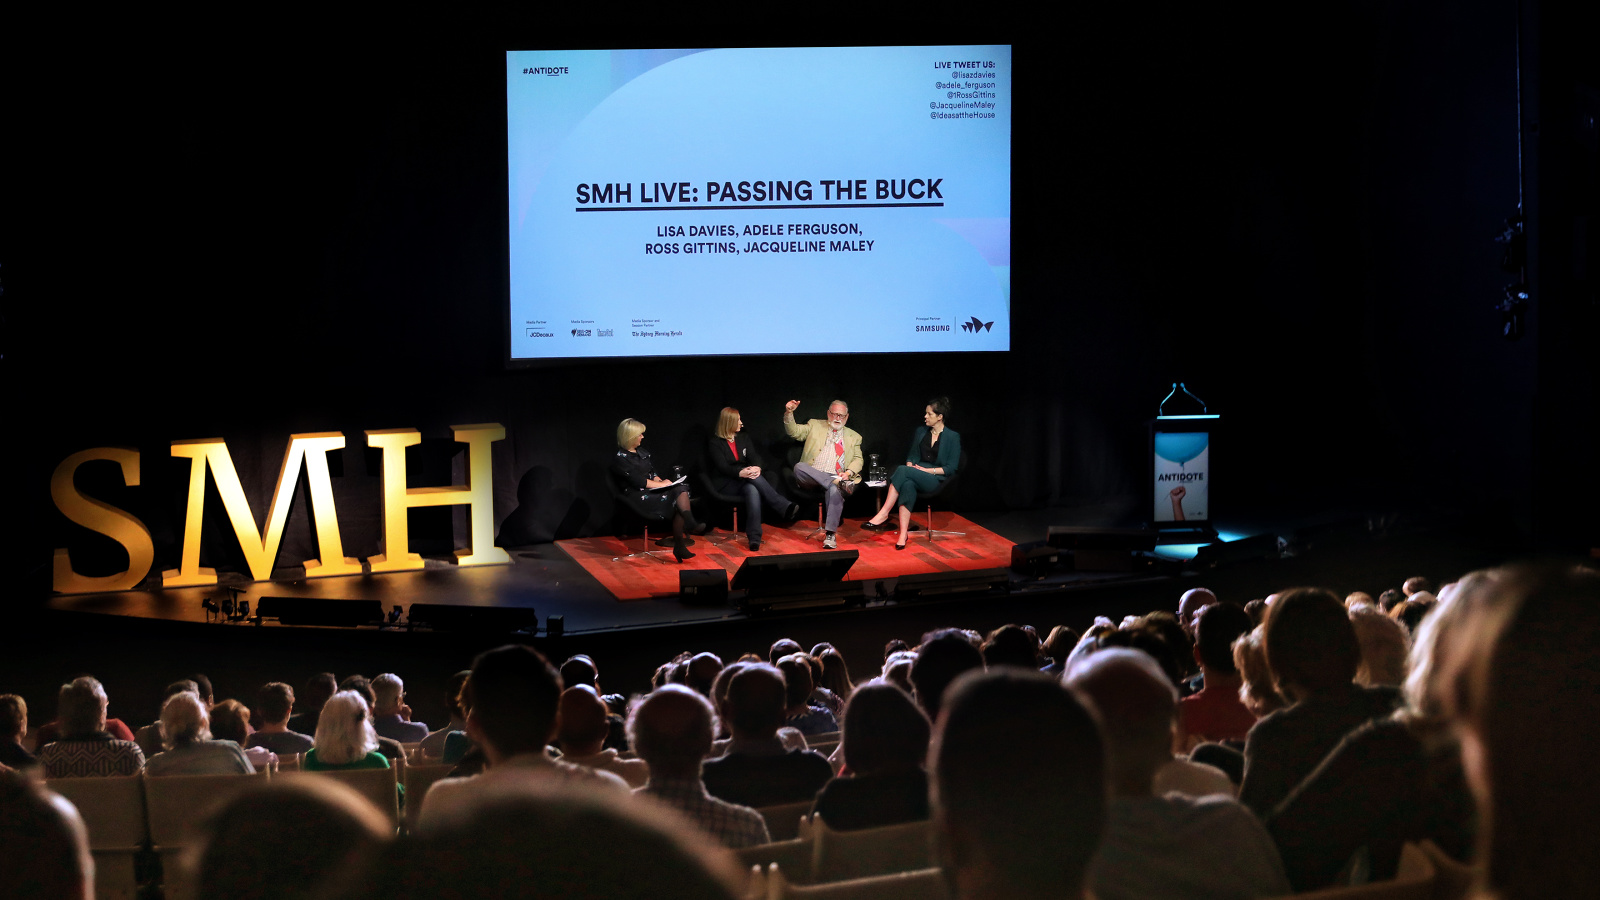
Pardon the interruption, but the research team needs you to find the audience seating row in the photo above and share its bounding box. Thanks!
[46,763,456,900]
[736,815,934,886]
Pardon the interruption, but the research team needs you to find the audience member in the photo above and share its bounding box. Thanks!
[1349,606,1410,687]
[37,676,145,778]
[188,672,216,708]
[630,684,769,848]
[0,694,36,770]
[701,663,832,808]
[338,676,405,761]
[802,653,844,717]
[287,672,337,736]
[1392,596,1436,634]
[248,682,315,756]
[556,685,648,788]
[210,698,276,771]
[1243,598,1267,625]
[768,638,803,663]
[1039,625,1080,677]
[932,668,1106,900]
[1266,573,1482,891]
[909,629,985,722]
[817,648,855,702]
[1177,587,1219,636]
[418,645,626,831]
[1344,591,1374,609]
[684,652,723,697]
[305,691,390,773]
[812,680,930,830]
[145,691,254,776]
[884,638,910,659]
[882,650,917,695]
[1069,649,1289,899]
[370,673,428,743]
[0,768,94,899]
[1377,587,1405,613]
[1401,575,1433,596]
[1237,588,1402,817]
[1232,625,1286,718]
[418,671,470,759]
[981,624,1040,670]
[1442,563,1600,900]
[134,679,200,757]
[32,673,138,746]
[190,775,391,900]
[558,655,627,751]
[776,653,838,735]
[1176,603,1258,749]
[707,661,805,755]
[337,784,743,900]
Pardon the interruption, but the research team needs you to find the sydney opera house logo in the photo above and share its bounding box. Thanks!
[961,316,994,334]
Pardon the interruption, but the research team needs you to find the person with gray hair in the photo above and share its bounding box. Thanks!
[37,676,145,778]
[630,684,769,848]
[371,673,429,743]
[783,398,863,549]
[144,691,254,776]
[1067,648,1289,900]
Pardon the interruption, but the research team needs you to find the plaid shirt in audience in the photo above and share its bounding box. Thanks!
[637,774,771,848]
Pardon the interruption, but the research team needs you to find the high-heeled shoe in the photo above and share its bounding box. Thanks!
[895,539,907,550]
[673,538,694,562]
[860,519,889,531]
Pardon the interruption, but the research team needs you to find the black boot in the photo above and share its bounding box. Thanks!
[673,536,695,562]
[681,509,709,536]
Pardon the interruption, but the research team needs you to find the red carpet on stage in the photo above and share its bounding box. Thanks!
[556,514,1015,601]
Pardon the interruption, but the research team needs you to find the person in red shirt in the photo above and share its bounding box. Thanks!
[1176,603,1259,751]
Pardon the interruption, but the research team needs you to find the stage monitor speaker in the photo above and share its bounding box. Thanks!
[257,597,384,628]
[730,549,857,591]
[895,567,1010,602]
[1009,541,1061,576]
[1046,527,1158,572]
[406,604,538,634]
[679,569,729,605]
[546,615,564,638]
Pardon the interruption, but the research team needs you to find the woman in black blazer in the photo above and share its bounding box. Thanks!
[709,407,797,552]
[611,418,705,561]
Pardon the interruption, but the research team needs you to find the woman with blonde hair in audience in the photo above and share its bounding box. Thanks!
[817,647,855,703]
[305,690,391,772]
[1442,563,1599,900]
[144,692,254,776]
[1349,606,1411,687]
[1231,626,1285,718]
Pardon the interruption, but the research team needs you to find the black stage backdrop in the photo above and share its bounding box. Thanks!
[6,1,1596,600]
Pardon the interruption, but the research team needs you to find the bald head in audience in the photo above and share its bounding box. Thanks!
[557,685,612,758]
[628,685,714,778]
[1066,648,1176,795]
[1178,588,1219,635]
[932,668,1107,900]
[723,664,786,740]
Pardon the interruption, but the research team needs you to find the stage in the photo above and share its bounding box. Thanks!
[42,501,1187,636]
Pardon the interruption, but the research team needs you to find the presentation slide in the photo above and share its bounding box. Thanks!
[506,46,1011,360]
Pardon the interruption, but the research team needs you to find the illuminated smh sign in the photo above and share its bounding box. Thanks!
[51,424,511,594]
